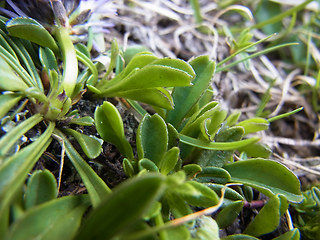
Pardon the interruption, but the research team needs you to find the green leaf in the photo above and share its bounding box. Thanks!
[166,192,193,219]
[236,118,269,135]
[221,234,259,240]
[39,47,58,71]
[196,126,246,167]
[0,122,54,238]
[216,200,244,228]
[0,55,29,91]
[255,0,282,35]
[69,116,94,126]
[238,142,272,158]
[110,87,175,110]
[54,129,111,207]
[75,174,165,240]
[272,228,300,240]
[179,134,259,151]
[63,128,102,159]
[137,114,168,166]
[223,159,303,203]
[196,167,231,184]
[177,181,220,207]
[0,93,21,119]
[6,17,58,53]
[123,158,136,177]
[206,183,244,202]
[159,147,180,175]
[139,158,159,172]
[244,195,282,236]
[7,195,90,240]
[166,56,215,128]
[95,101,133,159]
[194,216,220,240]
[25,170,57,209]
[99,64,193,95]
[166,225,191,240]
[183,164,202,179]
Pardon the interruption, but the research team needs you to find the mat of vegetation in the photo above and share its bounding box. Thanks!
[0,0,319,239]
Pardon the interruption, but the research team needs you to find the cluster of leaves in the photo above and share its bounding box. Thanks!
[291,186,320,240]
[0,1,308,239]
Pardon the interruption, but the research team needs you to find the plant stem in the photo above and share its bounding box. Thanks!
[53,26,78,97]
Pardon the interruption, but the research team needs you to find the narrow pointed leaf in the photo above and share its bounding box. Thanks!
[179,134,260,151]
[76,174,165,240]
[64,128,102,159]
[0,93,21,119]
[272,228,300,240]
[7,195,90,240]
[0,55,29,91]
[223,159,303,202]
[0,122,54,230]
[55,129,111,207]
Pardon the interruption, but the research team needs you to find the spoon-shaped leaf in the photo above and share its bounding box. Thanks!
[137,114,168,166]
[95,101,133,159]
[24,170,58,209]
[6,17,59,53]
[223,159,303,203]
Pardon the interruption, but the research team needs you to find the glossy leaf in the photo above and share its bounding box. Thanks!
[6,17,58,53]
[7,195,90,240]
[95,101,133,159]
[223,159,303,203]
[25,170,57,209]
[137,114,168,166]
[216,200,244,228]
[55,129,111,207]
[166,56,215,128]
[0,93,21,119]
[76,174,165,240]
[196,167,231,184]
[159,147,180,175]
[64,128,102,159]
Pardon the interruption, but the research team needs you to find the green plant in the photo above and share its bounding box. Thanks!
[0,1,308,239]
